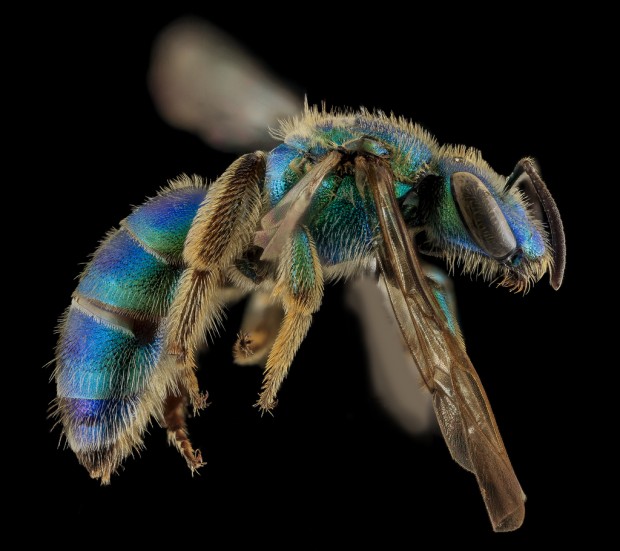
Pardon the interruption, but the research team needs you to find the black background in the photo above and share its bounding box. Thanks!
[28,5,592,545]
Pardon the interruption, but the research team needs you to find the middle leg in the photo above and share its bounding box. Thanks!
[257,226,324,412]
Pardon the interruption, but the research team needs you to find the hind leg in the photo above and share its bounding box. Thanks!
[163,281,253,472]
[162,390,204,472]
[166,152,265,408]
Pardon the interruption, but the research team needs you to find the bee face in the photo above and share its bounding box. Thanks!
[420,147,561,292]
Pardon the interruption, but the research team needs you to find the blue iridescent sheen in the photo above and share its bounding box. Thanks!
[277,117,431,181]
[266,114,549,275]
[124,186,206,259]
[394,181,414,200]
[77,229,182,317]
[58,183,205,452]
[436,157,546,260]
[353,115,434,179]
[59,396,138,445]
[505,207,545,259]
[57,305,163,400]
[54,108,559,489]
[433,289,456,335]
[266,118,432,264]
[266,144,302,207]
[56,184,206,453]
[285,123,356,157]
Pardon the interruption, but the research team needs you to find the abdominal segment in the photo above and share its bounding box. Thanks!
[54,178,207,481]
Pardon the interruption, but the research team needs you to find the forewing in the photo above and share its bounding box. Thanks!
[256,151,341,260]
[356,156,526,532]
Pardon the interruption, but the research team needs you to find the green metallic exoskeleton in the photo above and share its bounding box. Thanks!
[54,105,565,532]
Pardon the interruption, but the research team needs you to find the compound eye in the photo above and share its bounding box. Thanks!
[451,172,517,260]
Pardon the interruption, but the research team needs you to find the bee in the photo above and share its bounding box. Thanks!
[53,104,565,532]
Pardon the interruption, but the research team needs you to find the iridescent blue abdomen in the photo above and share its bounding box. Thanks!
[55,181,206,456]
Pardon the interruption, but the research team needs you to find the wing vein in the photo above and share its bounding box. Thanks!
[356,155,525,532]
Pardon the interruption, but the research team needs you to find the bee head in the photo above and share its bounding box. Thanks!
[417,146,565,292]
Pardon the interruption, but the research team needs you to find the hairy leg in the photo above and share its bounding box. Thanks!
[166,152,265,408]
[257,227,323,411]
[162,392,204,472]
[233,290,284,366]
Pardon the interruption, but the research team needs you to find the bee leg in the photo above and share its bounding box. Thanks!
[166,152,265,408]
[233,290,284,366]
[256,227,323,412]
[163,392,204,472]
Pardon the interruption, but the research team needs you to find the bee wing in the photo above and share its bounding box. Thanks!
[346,275,435,435]
[256,151,341,260]
[356,157,526,532]
[149,17,301,152]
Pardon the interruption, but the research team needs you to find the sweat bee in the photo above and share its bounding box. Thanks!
[53,104,565,532]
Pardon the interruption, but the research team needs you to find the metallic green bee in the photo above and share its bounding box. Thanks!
[54,105,565,532]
